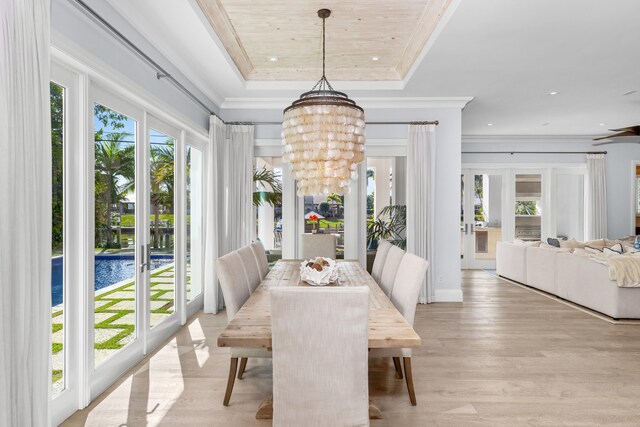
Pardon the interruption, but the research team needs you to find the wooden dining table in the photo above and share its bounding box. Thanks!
[217,259,422,419]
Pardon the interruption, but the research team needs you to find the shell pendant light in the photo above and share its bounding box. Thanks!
[282,9,366,196]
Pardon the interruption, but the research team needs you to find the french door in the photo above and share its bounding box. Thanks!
[87,88,185,398]
[461,169,506,269]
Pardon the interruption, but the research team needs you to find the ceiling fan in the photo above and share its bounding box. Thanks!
[592,125,640,146]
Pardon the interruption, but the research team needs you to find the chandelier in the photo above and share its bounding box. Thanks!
[282,9,366,196]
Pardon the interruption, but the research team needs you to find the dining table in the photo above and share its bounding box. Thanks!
[217,259,422,419]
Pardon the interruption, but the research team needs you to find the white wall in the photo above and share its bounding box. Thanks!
[226,106,465,302]
[51,0,218,128]
[463,137,640,239]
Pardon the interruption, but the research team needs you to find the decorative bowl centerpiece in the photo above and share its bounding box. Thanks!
[300,257,339,286]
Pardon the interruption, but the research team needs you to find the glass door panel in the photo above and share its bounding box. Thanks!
[93,103,138,366]
[50,82,65,395]
[254,157,283,265]
[515,173,542,241]
[462,171,504,269]
[149,129,176,328]
[187,145,204,302]
[366,157,406,271]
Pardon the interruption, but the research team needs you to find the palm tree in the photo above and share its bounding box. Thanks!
[253,167,282,207]
[150,140,175,249]
[94,133,135,247]
[326,193,344,218]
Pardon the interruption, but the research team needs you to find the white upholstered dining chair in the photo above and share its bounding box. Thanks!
[371,240,392,284]
[369,252,428,405]
[250,240,270,280]
[378,244,405,297]
[301,233,337,260]
[270,287,370,427]
[216,249,271,406]
[237,245,262,293]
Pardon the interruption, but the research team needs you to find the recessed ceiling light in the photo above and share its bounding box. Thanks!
[599,123,606,126]
[371,57,379,61]
[487,123,493,126]
[542,122,550,126]
[623,90,637,96]
[269,56,279,62]
[549,91,559,95]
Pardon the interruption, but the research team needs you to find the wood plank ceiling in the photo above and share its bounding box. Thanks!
[195,0,453,81]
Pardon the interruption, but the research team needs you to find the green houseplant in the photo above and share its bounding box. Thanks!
[367,205,406,250]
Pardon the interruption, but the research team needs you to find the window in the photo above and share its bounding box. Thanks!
[50,82,65,395]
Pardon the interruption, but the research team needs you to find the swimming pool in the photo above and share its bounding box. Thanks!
[51,255,174,307]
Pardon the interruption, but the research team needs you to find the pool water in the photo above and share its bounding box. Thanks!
[51,255,173,307]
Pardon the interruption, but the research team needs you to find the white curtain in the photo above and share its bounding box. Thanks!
[0,0,51,425]
[586,153,607,240]
[407,124,436,304]
[203,118,254,313]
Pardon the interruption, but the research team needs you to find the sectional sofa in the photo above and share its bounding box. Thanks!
[496,241,640,319]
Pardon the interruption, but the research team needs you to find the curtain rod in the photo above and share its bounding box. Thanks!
[70,1,439,128]
[463,151,607,155]
[226,120,439,126]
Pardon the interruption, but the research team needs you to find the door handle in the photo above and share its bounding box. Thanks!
[140,244,147,273]
[464,223,469,235]
[147,244,151,272]
[470,223,475,234]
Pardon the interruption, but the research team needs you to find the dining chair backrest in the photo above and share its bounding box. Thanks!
[301,234,337,260]
[215,250,251,322]
[378,244,405,298]
[237,245,262,293]
[371,240,392,283]
[250,240,270,280]
[270,286,370,427]
[390,252,429,327]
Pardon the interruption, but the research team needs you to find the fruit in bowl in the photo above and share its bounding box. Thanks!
[300,257,339,286]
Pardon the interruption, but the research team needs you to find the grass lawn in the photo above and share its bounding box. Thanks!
[120,214,176,227]
[317,219,344,228]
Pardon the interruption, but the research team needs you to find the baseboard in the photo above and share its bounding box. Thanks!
[433,288,464,302]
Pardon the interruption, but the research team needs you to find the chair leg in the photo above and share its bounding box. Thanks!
[392,357,404,379]
[223,357,238,406]
[403,357,417,406]
[237,357,248,379]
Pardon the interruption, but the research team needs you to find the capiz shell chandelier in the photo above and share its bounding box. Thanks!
[282,8,365,196]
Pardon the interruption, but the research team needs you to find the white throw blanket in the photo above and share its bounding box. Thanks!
[587,253,640,287]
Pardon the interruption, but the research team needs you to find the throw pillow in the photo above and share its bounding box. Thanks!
[547,238,561,248]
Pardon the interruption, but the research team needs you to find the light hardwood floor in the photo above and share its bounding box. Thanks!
[62,270,640,426]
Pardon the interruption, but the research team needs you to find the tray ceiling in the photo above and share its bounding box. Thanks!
[195,0,453,81]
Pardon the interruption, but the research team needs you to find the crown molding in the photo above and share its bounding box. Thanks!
[221,96,473,110]
[462,135,599,144]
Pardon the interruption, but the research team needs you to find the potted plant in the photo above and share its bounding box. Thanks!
[366,205,406,249]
